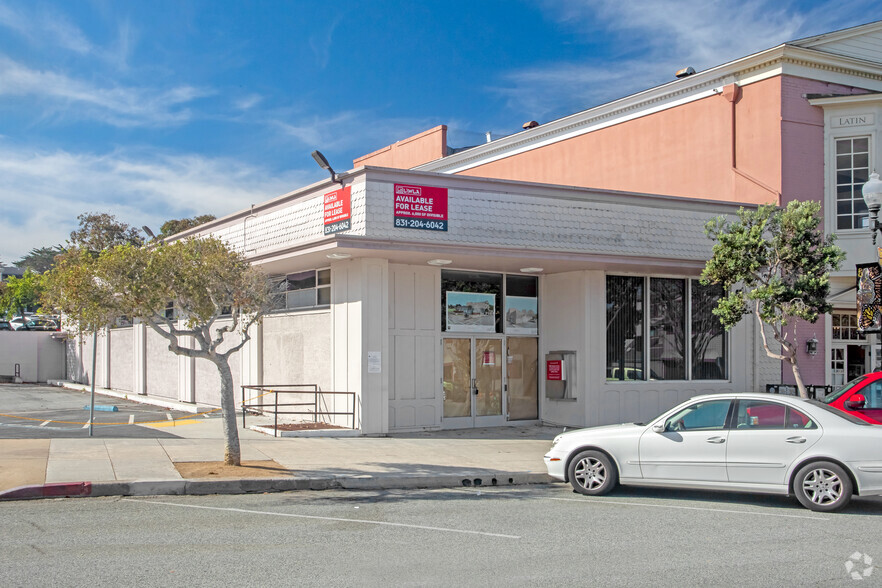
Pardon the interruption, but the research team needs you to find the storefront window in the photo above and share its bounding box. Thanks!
[606,276,644,381]
[650,278,686,380]
[607,276,728,381]
[505,275,538,335]
[832,313,866,341]
[441,270,502,333]
[691,281,728,380]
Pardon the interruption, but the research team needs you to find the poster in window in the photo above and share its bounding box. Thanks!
[857,262,882,332]
[505,296,538,335]
[446,291,495,333]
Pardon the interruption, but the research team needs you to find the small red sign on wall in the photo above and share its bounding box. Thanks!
[546,360,562,381]
[323,186,351,235]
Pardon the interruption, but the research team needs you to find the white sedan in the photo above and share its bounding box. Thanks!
[544,393,882,512]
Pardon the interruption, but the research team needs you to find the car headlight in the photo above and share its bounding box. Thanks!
[551,435,562,447]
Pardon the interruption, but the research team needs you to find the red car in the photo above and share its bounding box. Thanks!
[821,372,882,424]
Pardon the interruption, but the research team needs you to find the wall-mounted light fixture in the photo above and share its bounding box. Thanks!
[311,150,343,186]
[805,335,819,356]
[427,259,453,266]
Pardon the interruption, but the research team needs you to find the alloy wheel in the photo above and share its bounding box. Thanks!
[574,457,606,491]
[802,468,843,506]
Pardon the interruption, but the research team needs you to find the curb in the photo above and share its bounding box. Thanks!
[0,473,556,501]
[0,482,93,500]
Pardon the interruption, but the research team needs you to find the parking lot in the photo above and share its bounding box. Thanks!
[0,384,217,439]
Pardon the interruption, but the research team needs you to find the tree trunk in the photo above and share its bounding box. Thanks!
[789,357,809,399]
[213,356,242,466]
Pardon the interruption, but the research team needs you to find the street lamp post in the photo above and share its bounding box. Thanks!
[862,172,882,371]
[863,172,882,244]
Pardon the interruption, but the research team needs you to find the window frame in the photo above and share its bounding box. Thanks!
[606,275,729,383]
[270,268,332,313]
[833,135,872,232]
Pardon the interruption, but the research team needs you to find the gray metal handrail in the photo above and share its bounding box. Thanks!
[765,384,833,400]
[240,384,356,436]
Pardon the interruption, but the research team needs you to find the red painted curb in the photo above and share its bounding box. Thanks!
[0,481,92,500]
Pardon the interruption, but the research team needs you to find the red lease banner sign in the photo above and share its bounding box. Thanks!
[323,186,351,235]
[393,183,448,231]
[546,360,562,381]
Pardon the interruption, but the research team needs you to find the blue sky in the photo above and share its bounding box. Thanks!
[0,0,877,261]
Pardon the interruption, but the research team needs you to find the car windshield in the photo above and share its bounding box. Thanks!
[806,399,871,425]
[821,375,868,404]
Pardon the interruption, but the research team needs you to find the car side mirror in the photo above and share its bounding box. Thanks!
[845,393,867,411]
[651,423,666,433]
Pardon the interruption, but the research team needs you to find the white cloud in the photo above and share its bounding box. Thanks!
[496,0,875,118]
[271,109,441,161]
[0,56,211,126]
[0,144,314,261]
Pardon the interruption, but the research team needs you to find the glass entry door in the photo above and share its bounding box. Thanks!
[442,338,505,428]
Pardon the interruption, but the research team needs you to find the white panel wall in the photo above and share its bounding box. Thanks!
[193,320,242,406]
[540,271,589,427]
[262,311,332,389]
[0,332,64,383]
[388,264,440,430]
[332,259,390,434]
[109,327,133,392]
[145,327,179,399]
[540,270,755,428]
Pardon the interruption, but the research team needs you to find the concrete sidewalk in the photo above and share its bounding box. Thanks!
[0,418,561,500]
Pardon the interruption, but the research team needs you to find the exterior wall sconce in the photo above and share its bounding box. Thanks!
[805,335,819,356]
[862,172,882,244]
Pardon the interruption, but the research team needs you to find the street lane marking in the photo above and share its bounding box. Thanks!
[123,499,521,539]
[129,415,135,424]
[40,420,50,427]
[547,496,829,520]
[142,419,202,428]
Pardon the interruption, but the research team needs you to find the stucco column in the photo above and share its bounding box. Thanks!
[178,318,195,403]
[133,321,147,395]
[332,258,390,434]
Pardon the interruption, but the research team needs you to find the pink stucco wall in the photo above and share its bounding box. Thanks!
[354,125,447,170]
[459,77,786,205]
[779,77,869,386]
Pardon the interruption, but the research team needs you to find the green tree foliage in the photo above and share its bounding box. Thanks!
[69,212,144,254]
[0,269,43,318]
[701,201,845,398]
[159,215,216,239]
[43,237,271,465]
[14,245,66,274]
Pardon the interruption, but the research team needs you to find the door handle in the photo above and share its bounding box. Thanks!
[706,437,726,444]
[786,436,807,444]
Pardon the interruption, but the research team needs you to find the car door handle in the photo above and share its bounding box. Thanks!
[786,436,807,444]
[706,437,726,444]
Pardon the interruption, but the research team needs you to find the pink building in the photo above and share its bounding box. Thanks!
[357,20,882,392]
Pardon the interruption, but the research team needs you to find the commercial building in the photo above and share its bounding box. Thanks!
[70,20,882,433]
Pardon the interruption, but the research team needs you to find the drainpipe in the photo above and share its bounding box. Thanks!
[722,83,780,203]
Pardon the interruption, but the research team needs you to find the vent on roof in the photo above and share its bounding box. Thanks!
[522,120,539,130]
[675,66,696,78]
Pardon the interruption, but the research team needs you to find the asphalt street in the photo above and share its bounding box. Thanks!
[0,384,214,439]
[2,484,882,587]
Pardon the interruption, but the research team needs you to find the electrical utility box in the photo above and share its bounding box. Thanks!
[545,350,576,400]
